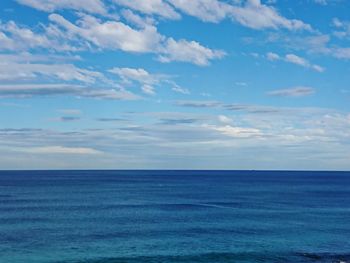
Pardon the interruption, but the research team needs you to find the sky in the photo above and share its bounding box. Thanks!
[0,0,350,170]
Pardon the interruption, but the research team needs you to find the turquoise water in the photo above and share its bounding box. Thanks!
[0,170,349,262]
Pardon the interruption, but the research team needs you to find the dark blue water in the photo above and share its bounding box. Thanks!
[0,170,349,262]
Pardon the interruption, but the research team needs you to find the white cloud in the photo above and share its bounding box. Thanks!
[121,9,156,28]
[114,0,180,19]
[16,0,107,14]
[209,124,262,138]
[266,32,350,62]
[229,0,312,31]
[21,146,102,155]
[109,67,159,95]
[141,85,156,95]
[0,60,105,83]
[49,13,163,53]
[285,54,325,72]
[285,53,310,66]
[0,21,51,51]
[176,100,221,108]
[109,67,160,85]
[235,82,248,86]
[16,0,312,33]
[171,85,190,94]
[166,0,311,31]
[0,20,81,52]
[0,52,81,63]
[333,18,343,28]
[109,67,189,95]
[167,0,230,22]
[266,52,324,72]
[57,109,82,115]
[333,48,350,59]
[48,13,224,66]
[268,86,315,97]
[158,38,226,66]
[332,18,350,39]
[313,0,327,5]
[0,84,140,100]
[218,115,233,124]
[266,52,280,61]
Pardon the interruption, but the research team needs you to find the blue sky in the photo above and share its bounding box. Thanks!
[0,0,350,170]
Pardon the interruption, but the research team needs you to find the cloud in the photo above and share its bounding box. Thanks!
[109,67,160,85]
[110,67,159,95]
[229,0,312,31]
[166,0,311,31]
[109,67,188,94]
[17,0,312,33]
[0,20,81,52]
[333,18,344,28]
[170,84,190,94]
[225,104,281,114]
[218,115,233,124]
[267,86,315,97]
[266,52,280,61]
[285,54,324,72]
[96,118,127,122]
[0,61,106,83]
[158,38,226,66]
[176,100,221,108]
[0,21,52,51]
[268,33,331,55]
[167,0,230,23]
[49,13,162,53]
[16,0,107,15]
[48,13,225,66]
[332,18,350,39]
[57,109,82,115]
[109,67,160,95]
[141,85,156,95]
[209,124,262,138]
[21,146,102,155]
[54,116,81,122]
[159,118,198,125]
[267,32,350,62]
[0,84,140,100]
[266,52,325,72]
[1,108,350,170]
[121,9,156,28]
[333,48,350,59]
[114,0,180,19]
[313,0,327,5]
[235,82,248,86]
[0,53,81,64]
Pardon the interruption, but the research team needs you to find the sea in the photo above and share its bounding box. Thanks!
[0,170,349,263]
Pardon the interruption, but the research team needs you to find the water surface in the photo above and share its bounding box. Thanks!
[0,170,349,262]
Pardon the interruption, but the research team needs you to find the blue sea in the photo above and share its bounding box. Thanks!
[0,170,349,263]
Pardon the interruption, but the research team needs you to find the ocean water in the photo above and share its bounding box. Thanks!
[0,170,349,263]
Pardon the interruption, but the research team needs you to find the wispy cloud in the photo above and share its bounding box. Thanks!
[109,67,188,95]
[20,146,102,155]
[51,116,81,122]
[313,0,327,5]
[113,0,181,19]
[229,0,312,31]
[0,84,140,100]
[176,100,222,108]
[266,52,325,72]
[267,86,316,97]
[47,13,225,66]
[16,0,107,14]
[57,109,82,115]
[0,59,106,83]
